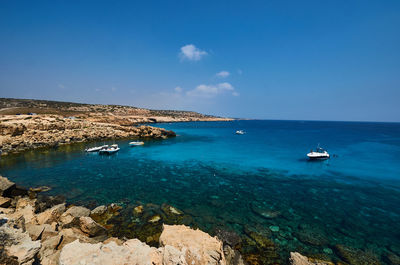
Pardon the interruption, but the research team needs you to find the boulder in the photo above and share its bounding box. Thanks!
[159,224,226,265]
[59,239,163,265]
[79,216,106,237]
[26,223,57,241]
[334,245,381,265]
[1,223,41,265]
[91,205,107,216]
[36,203,65,224]
[60,206,91,228]
[0,176,16,197]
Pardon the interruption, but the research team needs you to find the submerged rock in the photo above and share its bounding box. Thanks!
[334,245,381,265]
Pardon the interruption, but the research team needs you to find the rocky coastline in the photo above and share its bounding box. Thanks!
[0,175,352,265]
[0,114,176,156]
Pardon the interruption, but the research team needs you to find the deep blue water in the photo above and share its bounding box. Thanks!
[1,120,400,263]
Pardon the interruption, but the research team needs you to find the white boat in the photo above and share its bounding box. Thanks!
[236,130,245,135]
[307,146,330,160]
[85,145,108,152]
[129,141,144,146]
[99,144,120,155]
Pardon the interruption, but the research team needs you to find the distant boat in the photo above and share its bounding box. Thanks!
[99,144,120,155]
[85,145,108,152]
[236,130,245,135]
[307,145,330,160]
[129,141,144,146]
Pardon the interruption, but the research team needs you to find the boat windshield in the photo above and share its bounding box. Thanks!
[316,147,326,153]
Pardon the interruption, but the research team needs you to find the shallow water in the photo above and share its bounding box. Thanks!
[1,120,400,263]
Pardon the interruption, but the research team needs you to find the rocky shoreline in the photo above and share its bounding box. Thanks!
[0,114,176,156]
[0,175,351,265]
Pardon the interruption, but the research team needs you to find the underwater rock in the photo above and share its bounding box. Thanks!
[384,251,400,265]
[294,226,328,246]
[250,202,280,219]
[133,205,144,215]
[242,228,280,265]
[148,215,161,223]
[289,252,334,265]
[159,224,226,265]
[215,228,242,248]
[334,245,381,265]
[224,245,246,265]
[34,194,66,214]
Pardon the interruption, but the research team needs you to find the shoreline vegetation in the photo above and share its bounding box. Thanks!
[0,98,232,156]
[0,176,334,265]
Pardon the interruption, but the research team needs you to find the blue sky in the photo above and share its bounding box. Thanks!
[0,1,399,121]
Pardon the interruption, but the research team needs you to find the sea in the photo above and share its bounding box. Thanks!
[1,120,399,264]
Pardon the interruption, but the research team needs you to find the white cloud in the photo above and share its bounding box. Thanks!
[216,71,230,78]
[232,92,240,97]
[186,82,237,97]
[174,86,183,93]
[58,84,65,89]
[179,44,207,61]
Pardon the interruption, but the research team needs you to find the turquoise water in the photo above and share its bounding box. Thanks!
[1,120,400,263]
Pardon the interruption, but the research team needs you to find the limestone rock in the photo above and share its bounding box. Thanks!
[26,223,57,241]
[36,203,65,224]
[0,196,11,208]
[289,252,334,265]
[59,239,163,265]
[159,224,226,265]
[79,216,106,237]
[60,206,91,228]
[0,176,16,197]
[1,223,41,265]
[91,205,107,216]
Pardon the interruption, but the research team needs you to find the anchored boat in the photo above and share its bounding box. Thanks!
[129,141,144,146]
[236,130,245,135]
[85,145,108,152]
[99,144,120,155]
[307,145,330,160]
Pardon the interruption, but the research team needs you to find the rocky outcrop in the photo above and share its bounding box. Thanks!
[0,115,176,155]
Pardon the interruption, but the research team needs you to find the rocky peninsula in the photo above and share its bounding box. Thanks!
[0,176,359,265]
[0,98,232,155]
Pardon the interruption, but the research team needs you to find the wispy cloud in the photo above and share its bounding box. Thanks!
[179,44,207,61]
[58,84,65,89]
[111,87,117,92]
[186,82,237,97]
[216,71,230,78]
[174,86,183,93]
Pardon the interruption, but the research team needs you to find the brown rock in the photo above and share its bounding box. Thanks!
[0,176,16,197]
[79,216,107,237]
[36,203,66,224]
[0,196,11,208]
[289,252,334,265]
[159,224,226,265]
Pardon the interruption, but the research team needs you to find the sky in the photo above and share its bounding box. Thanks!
[0,1,399,122]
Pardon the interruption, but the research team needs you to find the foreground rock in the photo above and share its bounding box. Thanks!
[289,252,334,265]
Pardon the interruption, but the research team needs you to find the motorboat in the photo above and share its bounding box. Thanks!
[236,130,245,135]
[307,146,330,160]
[99,144,120,155]
[85,145,108,152]
[129,141,144,146]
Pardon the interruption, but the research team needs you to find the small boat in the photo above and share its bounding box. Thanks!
[236,130,245,135]
[99,144,120,155]
[85,145,108,152]
[307,145,330,160]
[129,141,144,146]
